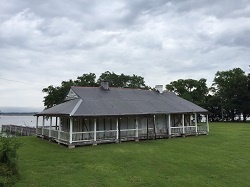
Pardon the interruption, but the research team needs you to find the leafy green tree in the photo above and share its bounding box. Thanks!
[165,78,208,107]
[43,73,98,109]
[97,71,150,89]
[211,68,249,121]
[42,82,74,109]
[203,94,222,121]
[97,71,127,87]
[128,74,150,89]
[75,73,98,87]
[243,73,250,120]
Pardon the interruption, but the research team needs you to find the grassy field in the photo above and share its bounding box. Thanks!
[14,122,250,187]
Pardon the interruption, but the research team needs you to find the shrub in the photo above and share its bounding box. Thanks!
[0,133,21,186]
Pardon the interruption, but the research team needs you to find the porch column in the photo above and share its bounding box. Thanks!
[135,117,139,141]
[55,117,58,130]
[195,113,198,135]
[93,118,97,145]
[168,114,171,137]
[153,115,156,139]
[146,118,149,140]
[206,114,209,133]
[115,118,119,142]
[58,117,61,144]
[36,116,39,134]
[69,118,73,144]
[49,116,52,138]
[118,118,121,143]
[42,116,45,136]
[182,114,185,135]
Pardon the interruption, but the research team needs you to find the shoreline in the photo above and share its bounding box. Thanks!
[0,113,37,116]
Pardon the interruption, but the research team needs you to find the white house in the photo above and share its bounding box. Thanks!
[35,82,209,148]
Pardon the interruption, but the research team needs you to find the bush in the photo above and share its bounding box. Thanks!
[0,133,21,186]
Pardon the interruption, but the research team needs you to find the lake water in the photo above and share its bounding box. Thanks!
[0,115,50,131]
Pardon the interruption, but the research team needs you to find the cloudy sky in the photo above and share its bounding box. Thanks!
[0,0,250,111]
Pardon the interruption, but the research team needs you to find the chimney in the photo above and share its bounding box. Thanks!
[101,81,109,90]
[155,85,163,93]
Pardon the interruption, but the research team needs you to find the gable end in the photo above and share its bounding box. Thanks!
[65,89,79,101]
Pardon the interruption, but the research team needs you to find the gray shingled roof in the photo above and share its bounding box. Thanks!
[37,86,208,117]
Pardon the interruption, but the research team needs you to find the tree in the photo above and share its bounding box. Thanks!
[211,68,249,121]
[42,73,98,109]
[97,71,127,87]
[97,71,150,89]
[128,74,150,89]
[203,94,222,121]
[75,73,98,87]
[165,78,208,107]
[42,81,74,109]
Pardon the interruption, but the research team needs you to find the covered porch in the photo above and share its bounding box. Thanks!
[36,113,209,148]
[169,113,209,137]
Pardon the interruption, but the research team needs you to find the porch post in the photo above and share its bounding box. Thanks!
[195,113,198,135]
[49,116,52,138]
[103,118,106,139]
[153,115,156,139]
[36,116,39,134]
[55,117,58,130]
[69,118,73,144]
[58,117,61,144]
[206,114,209,133]
[116,118,119,142]
[42,116,45,136]
[118,118,121,143]
[93,118,97,145]
[146,118,149,140]
[168,114,171,137]
[135,117,139,141]
[182,114,185,136]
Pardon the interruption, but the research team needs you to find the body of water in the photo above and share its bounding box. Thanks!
[0,115,50,130]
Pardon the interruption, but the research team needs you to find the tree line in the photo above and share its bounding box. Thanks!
[42,68,250,122]
[166,68,250,122]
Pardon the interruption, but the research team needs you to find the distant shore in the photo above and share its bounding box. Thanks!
[0,112,37,116]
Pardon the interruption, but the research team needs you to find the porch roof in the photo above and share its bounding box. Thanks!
[36,86,208,117]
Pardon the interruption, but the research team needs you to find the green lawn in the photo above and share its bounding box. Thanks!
[14,123,250,187]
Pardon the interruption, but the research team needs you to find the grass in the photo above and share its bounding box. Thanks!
[14,122,250,187]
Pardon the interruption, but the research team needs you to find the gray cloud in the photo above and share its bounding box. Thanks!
[0,0,250,109]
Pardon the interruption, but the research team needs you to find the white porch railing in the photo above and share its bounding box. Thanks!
[72,131,95,142]
[50,129,58,138]
[170,125,208,135]
[185,126,196,133]
[197,125,207,133]
[37,125,208,144]
[71,129,143,143]
[37,127,155,142]
[43,129,49,136]
[37,127,42,135]
[59,131,69,142]
[170,127,183,134]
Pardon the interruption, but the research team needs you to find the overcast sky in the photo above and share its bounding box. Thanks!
[0,0,250,111]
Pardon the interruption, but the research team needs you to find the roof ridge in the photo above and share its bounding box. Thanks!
[71,86,154,91]
[70,99,82,116]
